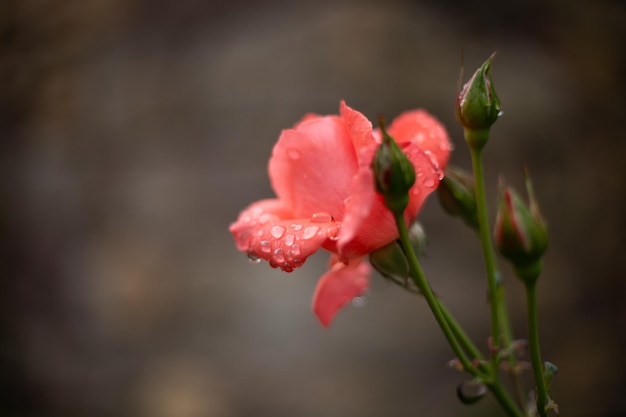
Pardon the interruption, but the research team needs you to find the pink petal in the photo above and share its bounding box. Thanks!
[387,109,452,169]
[403,142,444,220]
[339,100,376,157]
[269,115,358,220]
[337,143,443,259]
[229,200,342,272]
[312,258,371,327]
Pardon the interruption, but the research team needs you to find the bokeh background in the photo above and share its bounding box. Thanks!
[2,0,625,416]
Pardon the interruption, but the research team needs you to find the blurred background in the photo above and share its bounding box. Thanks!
[2,0,625,416]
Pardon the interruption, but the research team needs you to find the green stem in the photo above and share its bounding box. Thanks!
[395,213,523,417]
[394,213,474,373]
[468,143,501,352]
[488,381,526,417]
[526,280,548,417]
[438,303,485,363]
[467,130,525,412]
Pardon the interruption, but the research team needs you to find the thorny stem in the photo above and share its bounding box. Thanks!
[394,213,523,417]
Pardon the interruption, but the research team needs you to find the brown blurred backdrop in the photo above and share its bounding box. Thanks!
[2,0,625,416]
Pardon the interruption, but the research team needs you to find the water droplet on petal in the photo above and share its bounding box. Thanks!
[273,248,285,263]
[311,212,332,223]
[284,234,295,246]
[287,149,301,160]
[247,254,261,264]
[352,296,367,307]
[259,240,271,253]
[326,223,341,240]
[411,187,421,196]
[290,223,303,231]
[271,225,286,239]
[424,178,435,187]
[415,133,425,143]
[440,141,453,152]
[287,244,301,258]
[302,226,319,240]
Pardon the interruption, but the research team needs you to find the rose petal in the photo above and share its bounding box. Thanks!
[229,200,341,272]
[269,116,358,220]
[337,143,443,259]
[312,258,371,327]
[387,109,452,169]
[339,100,376,157]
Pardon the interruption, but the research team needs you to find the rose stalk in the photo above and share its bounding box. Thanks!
[229,54,557,417]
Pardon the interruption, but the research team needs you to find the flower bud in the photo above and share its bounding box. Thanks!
[494,173,548,284]
[369,222,427,281]
[372,118,416,216]
[455,53,501,148]
[436,166,479,230]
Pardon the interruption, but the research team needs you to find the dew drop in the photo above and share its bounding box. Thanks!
[273,248,285,264]
[259,213,271,224]
[424,178,435,187]
[411,187,421,196]
[287,149,301,160]
[415,133,425,143]
[287,244,301,258]
[290,223,303,231]
[259,240,271,253]
[498,110,504,117]
[284,234,295,246]
[352,296,367,308]
[247,254,261,264]
[326,223,341,241]
[302,226,319,240]
[270,225,286,239]
[311,212,332,223]
[440,141,453,151]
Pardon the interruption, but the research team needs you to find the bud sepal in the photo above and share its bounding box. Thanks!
[437,166,479,230]
[494,172,548,284]
[456,52,502,149]
[372,118,416,216]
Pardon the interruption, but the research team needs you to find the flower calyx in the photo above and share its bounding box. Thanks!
[372,117,416,216]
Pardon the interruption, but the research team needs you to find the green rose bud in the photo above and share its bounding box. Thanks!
[494,173,548,284]
[455,53,502,150]
[372,118,416,216]
[437,166,479,230]
[370,222,427,292]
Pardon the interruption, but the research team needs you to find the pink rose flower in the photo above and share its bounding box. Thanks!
[230,101,451,326]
